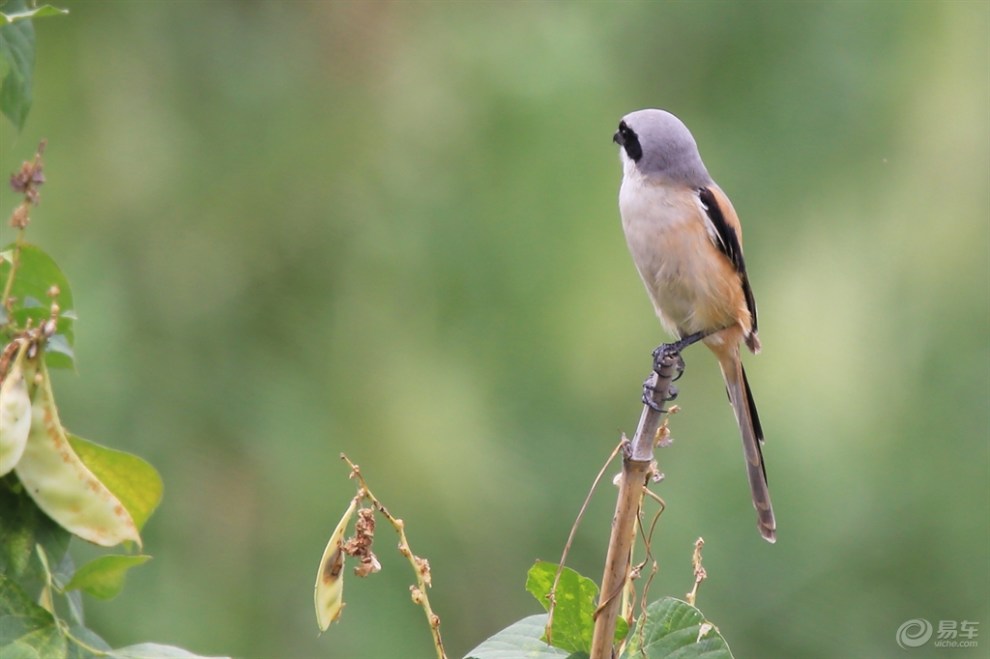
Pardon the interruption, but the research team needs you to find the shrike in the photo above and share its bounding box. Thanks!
[613,108,776,543]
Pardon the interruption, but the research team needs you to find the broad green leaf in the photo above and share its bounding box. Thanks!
[65,625,112,657]
[108,643,231,659]
[314,496,359,632]
[14,363,140,547]
[621,597,732,659]
[525,561,627,654]
[0,0,33,129]
[67,434,163,532]
[64,554,151,600]
[0,5,68,25]
[42,333,74,370]
[0,478,70,588]
[0,243,76,369]
[464,614,572,659]
[0,626,68,658]
[0,573,57,646]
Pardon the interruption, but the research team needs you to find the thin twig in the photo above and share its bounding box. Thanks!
[3,141,46,315]
[685,537,707,607]
[340,454,447,659]
[0,232,24,313]
[628,489,665,654]
[546,438,626,643]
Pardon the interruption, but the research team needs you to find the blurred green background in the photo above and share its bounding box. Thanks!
[1,1,987,657]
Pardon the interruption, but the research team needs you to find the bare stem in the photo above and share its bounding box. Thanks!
[685,537,707,607]
[3,141,46,317]
[340,454,447,659]
[0,233,23,312]
[589,351,682,659]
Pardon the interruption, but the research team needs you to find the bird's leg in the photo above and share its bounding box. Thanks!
[652,330,708,372]
[641,330,711,411]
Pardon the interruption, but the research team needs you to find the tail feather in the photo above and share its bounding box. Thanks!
[719,356,776,543]
[740,364,766,482]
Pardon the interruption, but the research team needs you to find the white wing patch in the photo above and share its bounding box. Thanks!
[695,192,725,252]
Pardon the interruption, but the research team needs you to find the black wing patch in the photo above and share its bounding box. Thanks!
[697,186,758,334]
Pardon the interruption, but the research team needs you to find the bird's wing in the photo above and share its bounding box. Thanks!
[697,185,758,336]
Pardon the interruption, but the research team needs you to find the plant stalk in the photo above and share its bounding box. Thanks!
[589,351,681,659]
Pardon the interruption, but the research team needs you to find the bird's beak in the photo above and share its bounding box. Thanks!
[613,130,623,146]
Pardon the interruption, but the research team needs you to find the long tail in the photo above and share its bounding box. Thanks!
[717,352,776,543]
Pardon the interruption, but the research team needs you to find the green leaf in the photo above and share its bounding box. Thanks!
[621,597,733,659]
[524,561,627,654]
[0,243,76,369]
[0,573,60,650]
[1,627,68,658]
[525,561,597,653]
[0,0,34,129]
[464,614,571,659]
[66,434,163,532]
[0,5,68,25]
[64,554,151,600]
[0,477,71,588]
[42,333,74,369]
[65,625,112,657]
[108,644,231,659]
[0,1,66,128]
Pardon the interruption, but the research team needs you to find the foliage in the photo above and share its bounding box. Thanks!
[313,461,730,658]
[0,0,66,129]
[464,562,731,659]
[0,7,222,658]
[523,561,628,653]
[0,230,216,654]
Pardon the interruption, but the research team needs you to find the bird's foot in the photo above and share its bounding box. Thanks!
[641,373,679,411]
[650,332,707,375]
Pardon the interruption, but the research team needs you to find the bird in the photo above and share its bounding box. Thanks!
[612,108,776,543]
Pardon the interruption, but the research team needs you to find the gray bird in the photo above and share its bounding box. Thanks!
[613,109,776,543]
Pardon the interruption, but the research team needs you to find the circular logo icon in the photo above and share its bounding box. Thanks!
[896,618,933,649]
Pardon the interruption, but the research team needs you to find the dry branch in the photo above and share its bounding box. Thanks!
[589,350,682,659]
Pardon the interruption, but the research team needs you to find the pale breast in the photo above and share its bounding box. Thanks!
[619,175,745,337]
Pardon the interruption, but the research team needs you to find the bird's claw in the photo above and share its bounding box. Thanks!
[641,376,678,411]
[651,343,686,377]
[642,331,713,409]
[641,390,666,413]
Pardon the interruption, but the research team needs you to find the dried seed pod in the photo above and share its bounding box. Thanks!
[14,362,140,547]
[0,341,33,476]
[315,496,359,632]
